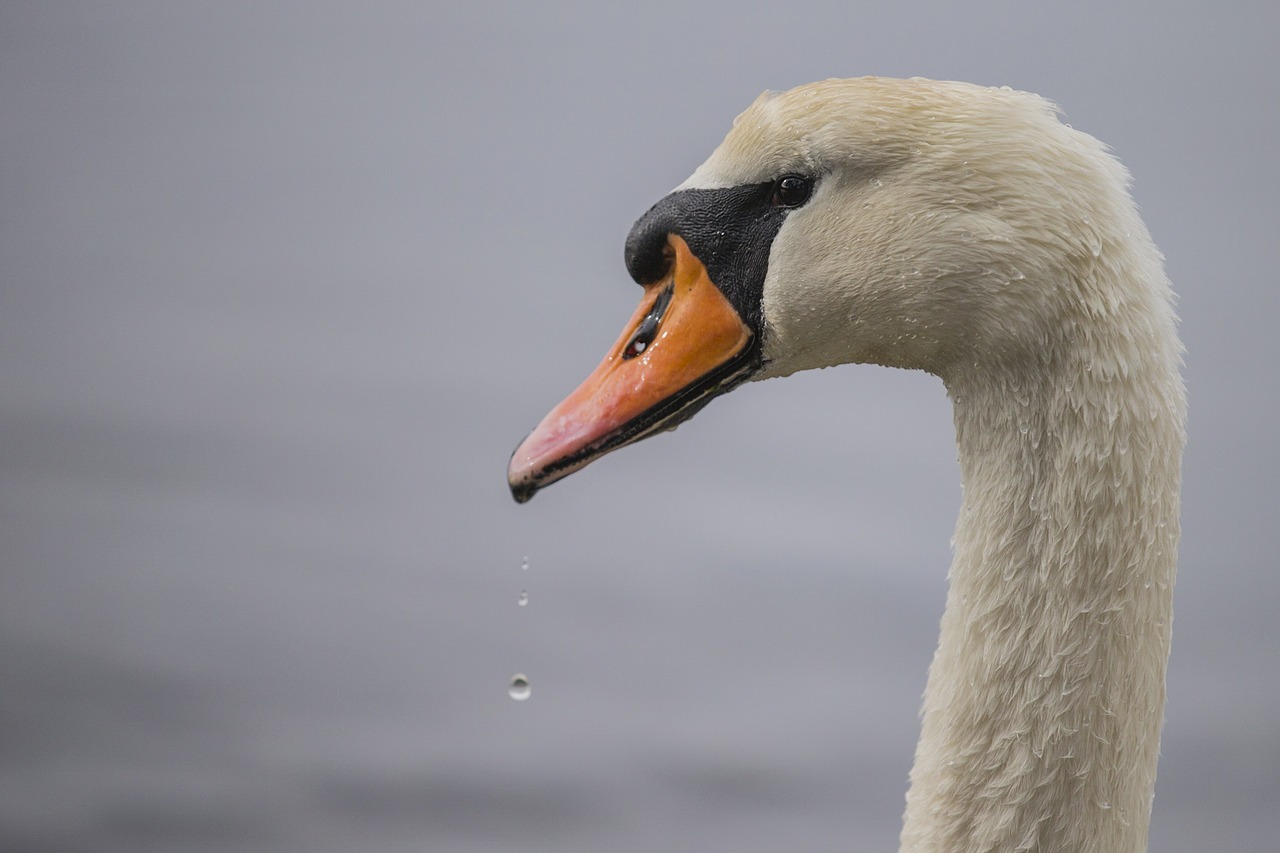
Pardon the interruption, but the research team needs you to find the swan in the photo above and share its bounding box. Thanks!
[507,77,1185,853]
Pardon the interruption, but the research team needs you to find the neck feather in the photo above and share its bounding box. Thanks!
[899,292,1185,852]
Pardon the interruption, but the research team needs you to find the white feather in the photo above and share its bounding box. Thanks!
[685,78,1185,853]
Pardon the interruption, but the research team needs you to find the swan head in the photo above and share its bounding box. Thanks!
[509,77,1149,502]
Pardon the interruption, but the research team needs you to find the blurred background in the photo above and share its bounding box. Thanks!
[3,2,1276,851]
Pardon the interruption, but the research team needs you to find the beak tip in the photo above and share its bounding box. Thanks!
[508,439,540,504]
[509,478,537,504]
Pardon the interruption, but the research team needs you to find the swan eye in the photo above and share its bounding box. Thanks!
[770,175,814,208]
[622,283,674,359]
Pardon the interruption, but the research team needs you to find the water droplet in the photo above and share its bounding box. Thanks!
[517,590,528,606]
[508,674,531,701]
[521,555,529,571]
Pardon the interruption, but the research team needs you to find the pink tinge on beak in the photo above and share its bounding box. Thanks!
[508,235,752,502]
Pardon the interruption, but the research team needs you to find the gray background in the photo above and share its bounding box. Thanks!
[3,2,1276,851]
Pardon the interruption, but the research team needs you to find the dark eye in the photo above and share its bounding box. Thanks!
[770,174,814,208]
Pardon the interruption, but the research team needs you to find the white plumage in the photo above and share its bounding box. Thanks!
[690,78,1185,853]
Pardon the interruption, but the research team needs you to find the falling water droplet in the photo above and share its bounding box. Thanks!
[517,590,528,606]
[508,674,531,701]
[521,555,529,571]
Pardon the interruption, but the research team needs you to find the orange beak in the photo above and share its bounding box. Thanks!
[508,234,756,502]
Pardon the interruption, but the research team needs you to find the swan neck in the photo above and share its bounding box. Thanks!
[900,343,1184,852]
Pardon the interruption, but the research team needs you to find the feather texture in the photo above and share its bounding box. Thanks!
[682,78,1186,852]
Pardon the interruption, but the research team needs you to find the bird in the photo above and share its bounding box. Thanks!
[507,77,1185,853]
